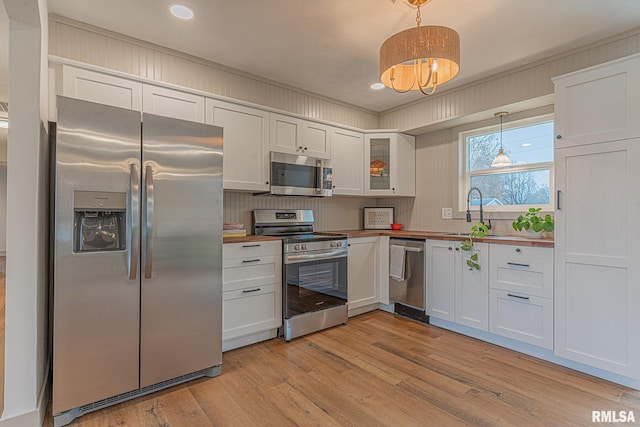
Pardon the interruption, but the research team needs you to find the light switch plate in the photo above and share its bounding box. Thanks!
[442,208,453,219]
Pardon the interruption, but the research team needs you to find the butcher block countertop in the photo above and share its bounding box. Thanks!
[322,229,554,248]
[223,235,281,244]
[223,230,553,248]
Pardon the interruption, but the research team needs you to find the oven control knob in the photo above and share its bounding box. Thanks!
[336,241,342,247]
[330,242,335,247]
[302,244,307,250]
[294,244,300,251]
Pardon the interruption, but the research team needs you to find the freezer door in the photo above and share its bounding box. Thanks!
[53,96,141,414]
[140,113,223,387]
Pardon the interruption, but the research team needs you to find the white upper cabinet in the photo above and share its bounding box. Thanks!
[331,128,364,195]
[364,133,415,196]
[553,54,640,148]
[206,99,270,192]
[142,84,205,123]
[61,65,142,111]
[269,113,331,159]
[303,121,332,158]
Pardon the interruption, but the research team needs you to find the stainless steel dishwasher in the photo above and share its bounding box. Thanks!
[389,238,425,311]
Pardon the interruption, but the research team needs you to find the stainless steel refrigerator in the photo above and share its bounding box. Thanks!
[52,96,223,426]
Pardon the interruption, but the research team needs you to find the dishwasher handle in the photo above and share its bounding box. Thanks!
[403,247,423,253]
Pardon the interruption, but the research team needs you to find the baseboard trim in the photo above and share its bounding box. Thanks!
[429,317,640,391]
[0,359,50,427]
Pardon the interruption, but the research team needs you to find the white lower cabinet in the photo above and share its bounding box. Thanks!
[426,240,456,321]
[222,241,282,351]
[426,240,488,331]
[489,289,553,349]
[347,237,379,316]
[489,244,554,349]
[455,243,489,331]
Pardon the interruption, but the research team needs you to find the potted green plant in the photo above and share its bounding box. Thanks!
[461,222,488,270]
[512,207,554,238]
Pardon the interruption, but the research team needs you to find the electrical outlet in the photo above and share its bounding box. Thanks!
[442,208,453,219]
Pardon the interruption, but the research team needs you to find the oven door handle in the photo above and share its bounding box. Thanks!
[285,250,347,264]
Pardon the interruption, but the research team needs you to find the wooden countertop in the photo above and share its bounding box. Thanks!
[223,235,281,244]
[322,229,554,248]
[223,230,554,247]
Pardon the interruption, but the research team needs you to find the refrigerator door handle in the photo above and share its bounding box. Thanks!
[144,164,155,279]
[128,163,140,280]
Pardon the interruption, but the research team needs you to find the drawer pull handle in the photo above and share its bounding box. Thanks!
[507,262,530,268]
[242,259,261,263]
[242,244,261,248]
[507,293,530,300]
[242,288,261,293]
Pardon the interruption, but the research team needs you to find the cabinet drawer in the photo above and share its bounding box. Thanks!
[223,241,281,260]
[223,284,282,341]
[489,289,553,350]
[489,245,553,298]
[223,255,281,292]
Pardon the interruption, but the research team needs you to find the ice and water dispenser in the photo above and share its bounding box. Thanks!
[73,191,127,252]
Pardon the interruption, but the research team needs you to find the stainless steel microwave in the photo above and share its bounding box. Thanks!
[270,152,333,197]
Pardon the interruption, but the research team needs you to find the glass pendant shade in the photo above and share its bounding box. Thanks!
[491,148,511,167]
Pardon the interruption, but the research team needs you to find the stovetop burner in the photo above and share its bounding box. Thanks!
[253,209,347,254]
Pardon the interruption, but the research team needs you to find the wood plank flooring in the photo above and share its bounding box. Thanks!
[44,311,640,426]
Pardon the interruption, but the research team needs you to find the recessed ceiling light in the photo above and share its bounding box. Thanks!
[522,143,532,147]
[170,4,194,20]
[370,82,385,90]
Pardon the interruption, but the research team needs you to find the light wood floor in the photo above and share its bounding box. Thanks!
[44,311,640,427]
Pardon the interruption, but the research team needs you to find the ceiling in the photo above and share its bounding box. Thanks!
[45,0,640,112]
[0,0,638,114]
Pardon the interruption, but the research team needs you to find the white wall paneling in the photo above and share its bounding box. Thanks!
[48,16,379,130]
[223,191,374,232]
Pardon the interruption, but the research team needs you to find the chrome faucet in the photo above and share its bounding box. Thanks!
[467,187,491,229]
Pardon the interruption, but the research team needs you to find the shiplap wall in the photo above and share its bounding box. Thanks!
[48,16,379,130]
[224,192,375,232]
[381,27,640,132]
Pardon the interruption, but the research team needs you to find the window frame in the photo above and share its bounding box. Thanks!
[458,113,555,214]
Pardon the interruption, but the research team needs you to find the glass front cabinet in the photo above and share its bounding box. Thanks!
[364,132,416,196]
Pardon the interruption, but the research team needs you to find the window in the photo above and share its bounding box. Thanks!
[460,115,554,212]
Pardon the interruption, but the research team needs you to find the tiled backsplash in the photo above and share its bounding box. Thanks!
[224,191,378,232]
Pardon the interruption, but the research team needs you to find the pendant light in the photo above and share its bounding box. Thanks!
[491,111,511,168]
[379,0,460,95]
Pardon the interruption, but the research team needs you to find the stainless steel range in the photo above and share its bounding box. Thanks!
[253,209,348,341]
